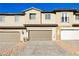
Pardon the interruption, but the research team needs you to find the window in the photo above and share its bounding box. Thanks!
[61,12,69,23]
[45,13,51,19]
[76,15,79,20]
[29,13,36,20]
[15,15,19,22]
[0,16,5,22]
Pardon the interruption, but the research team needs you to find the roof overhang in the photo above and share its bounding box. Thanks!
[0,7,79,15]
[53,9,77,14]
[24,24,58,27]
[22,7,42,13]
[0,13,25,15]
[53,9,77,12]
[0,26,26,29]
[72,24,79,27]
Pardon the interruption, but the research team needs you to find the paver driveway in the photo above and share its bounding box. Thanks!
[17,41,76,56]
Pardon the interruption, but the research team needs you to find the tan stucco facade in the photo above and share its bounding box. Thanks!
[0,16,25,26]
[0,9,76,27]
[25,9,41,24]
[0,8,79,42]
[55,12,75,27]
[42,13,56,24]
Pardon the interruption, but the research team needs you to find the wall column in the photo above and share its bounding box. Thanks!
[52,27,57,40]
[56,27,61,40]
[20,29,28,42]
[20,30,24,42]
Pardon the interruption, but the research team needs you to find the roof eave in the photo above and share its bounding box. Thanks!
[22,7,42,13]
[24,24,58,27]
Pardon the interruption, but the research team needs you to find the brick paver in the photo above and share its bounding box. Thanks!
[18,41,76,56]
[0,41,79,56]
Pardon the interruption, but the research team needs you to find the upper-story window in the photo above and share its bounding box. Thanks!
[15,15,19,22]
[29,13,36,20]
[76,15,79,20]
[0,16,5,23]
[45,13,51,19]
[61,12,69,23]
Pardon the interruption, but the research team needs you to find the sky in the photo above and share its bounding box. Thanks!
[0,3,79,13]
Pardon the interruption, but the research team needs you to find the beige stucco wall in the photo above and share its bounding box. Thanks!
[55,12,75,27]
[0,9,42,26]
[24,9,41,24]
[41,13,56,24]
[0,9,77,27]
[0,15,25,26]
[74,14,79,24]
[0,9,78,27]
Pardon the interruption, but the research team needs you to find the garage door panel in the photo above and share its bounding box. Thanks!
[0,31,20,42]
[29,31,52,41]
[61,30,79,40]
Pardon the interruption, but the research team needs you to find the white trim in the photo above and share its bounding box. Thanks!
[27,27,53,30]
[61,27,79,29]
[22,7,42,12]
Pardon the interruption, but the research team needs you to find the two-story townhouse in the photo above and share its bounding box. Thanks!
[0,7,79,42]
[24,8,58,41]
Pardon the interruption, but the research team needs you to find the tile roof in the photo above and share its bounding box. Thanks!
[0,7,79,15]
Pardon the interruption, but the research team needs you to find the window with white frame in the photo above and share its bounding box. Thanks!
[61,12,69,23]
[76,15,79,20]
[0,16,5,23]
[15,15,19,22]
[45,13,51,19]
[29,13,36,20]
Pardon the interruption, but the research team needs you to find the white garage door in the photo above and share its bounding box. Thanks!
[0,31,20,42]
[61,29,79,40]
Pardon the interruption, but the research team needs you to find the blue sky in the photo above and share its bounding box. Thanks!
[0,3,79,13]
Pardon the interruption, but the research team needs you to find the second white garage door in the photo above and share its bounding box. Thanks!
[0,31,20,42]
[61,29,79,40]
[29,30,52,41]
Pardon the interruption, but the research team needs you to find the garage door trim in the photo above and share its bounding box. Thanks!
[28,30,52,41]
